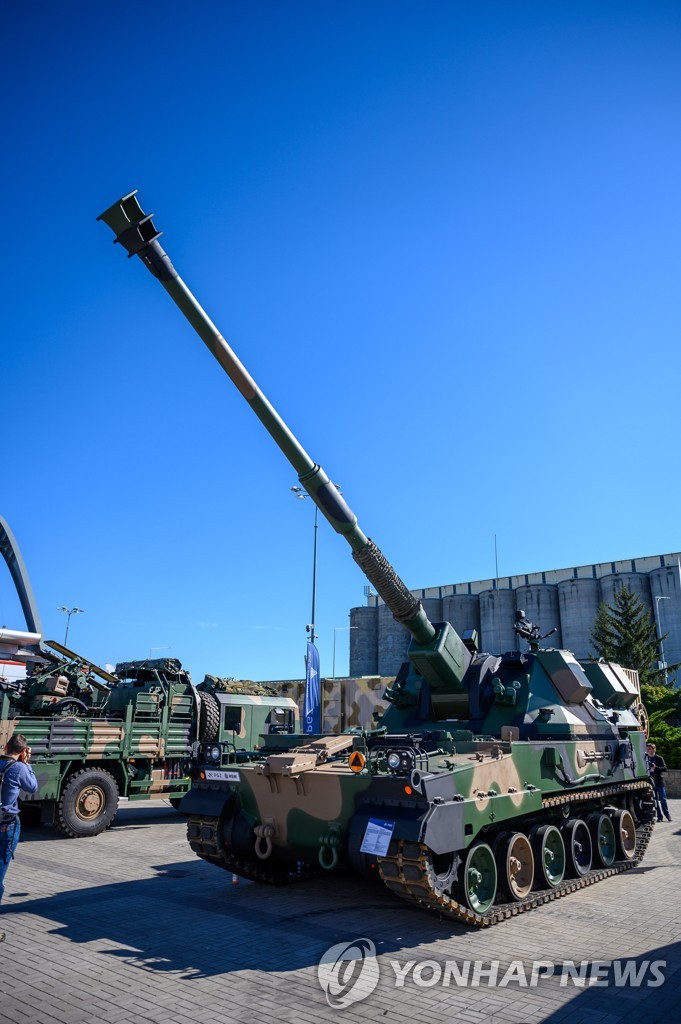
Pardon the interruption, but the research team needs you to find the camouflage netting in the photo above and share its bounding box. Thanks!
[115,658,184,677]
[199,675,278,697]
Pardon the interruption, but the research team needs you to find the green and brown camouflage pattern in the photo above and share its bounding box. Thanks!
[187,652,650,875]
[100,192,655,920]
[184,647,653,924]
[268,676,390,732]
[1,638,298,837]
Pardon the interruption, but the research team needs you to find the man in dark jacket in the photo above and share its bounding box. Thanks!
[646,742,672,823]
[0,733,39,940]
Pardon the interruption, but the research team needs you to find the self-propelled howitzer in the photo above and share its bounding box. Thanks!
[99,192,655,925]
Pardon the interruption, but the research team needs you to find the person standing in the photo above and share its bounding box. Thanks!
[0,733,39,940]
[646,742,672,823]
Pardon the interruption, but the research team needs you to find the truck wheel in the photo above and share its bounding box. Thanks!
[55,768,119,838]
[199,692,220,742]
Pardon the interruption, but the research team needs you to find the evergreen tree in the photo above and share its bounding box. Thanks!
[590,585,671,686]
[591,602,617,662]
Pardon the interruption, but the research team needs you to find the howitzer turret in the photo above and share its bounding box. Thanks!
[98,192,471,712]
[99,192,655,927]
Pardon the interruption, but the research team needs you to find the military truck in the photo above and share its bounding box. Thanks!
[99,192,655,924]
[1,516,298,837]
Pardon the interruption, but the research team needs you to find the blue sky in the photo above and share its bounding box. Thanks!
[2,1,680,682]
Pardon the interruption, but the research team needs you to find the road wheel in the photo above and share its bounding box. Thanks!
[562,818,592,877]
[495,831,534,901]
[587,812,617,867]
[531,824,566,888]
[456,842,497,914]
[198,692,220,742]
[55,768,119,838]
[611,808,637,860]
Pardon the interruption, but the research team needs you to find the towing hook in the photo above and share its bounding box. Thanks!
[318,830,340,871]
[254,823,275,860]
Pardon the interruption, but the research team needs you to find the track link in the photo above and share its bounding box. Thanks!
[378,779,656,926]
[188,780,655,922]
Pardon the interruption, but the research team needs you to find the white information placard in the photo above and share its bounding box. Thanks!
[205,769,240,782]
[360,818,395,857]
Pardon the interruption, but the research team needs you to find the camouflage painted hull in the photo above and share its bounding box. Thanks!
[185,730,655,926]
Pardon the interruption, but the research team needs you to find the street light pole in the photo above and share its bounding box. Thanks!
[654,595,670,683]
[333,625,358,678]
[292,486,325,733]
[310,504,318,643]
[56,606,84,646]
[292,487,321,643]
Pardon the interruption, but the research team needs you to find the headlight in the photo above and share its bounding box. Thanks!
[385,748,415,774]
[205,744,222,763]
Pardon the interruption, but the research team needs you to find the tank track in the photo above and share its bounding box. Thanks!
[187,779,655,921]
[378,779,656,927]
[186,815,324,885]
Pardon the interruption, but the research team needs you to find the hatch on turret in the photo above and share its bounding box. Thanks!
[535,650,593,704]
[580,660,639,708]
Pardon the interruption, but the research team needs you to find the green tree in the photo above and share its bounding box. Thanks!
[646,721,681,770]
[590,603,617,663]
[590,586,671,686]
[641,684,681,730]
[639,683,681,768]
[591,585,681,768]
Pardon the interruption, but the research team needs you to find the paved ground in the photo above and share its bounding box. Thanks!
[0,799,678,1024]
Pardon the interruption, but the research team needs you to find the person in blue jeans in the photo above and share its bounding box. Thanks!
[0,733,38,940]
[646,742,672,823]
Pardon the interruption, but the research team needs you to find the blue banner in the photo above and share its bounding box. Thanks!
[303,641,321,734]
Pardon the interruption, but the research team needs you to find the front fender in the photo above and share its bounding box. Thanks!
[180,784,232,817]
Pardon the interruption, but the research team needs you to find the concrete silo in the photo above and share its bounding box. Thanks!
[377,603,409,677]
[557,578,601,658]
[649,566,681,678]
[421,597,444,625]
[599,573,652,618]
[515,584,562,648]
[375,596,444,677]
[349,605,378,677]
[479,588,516,654]
[443,594,481,646]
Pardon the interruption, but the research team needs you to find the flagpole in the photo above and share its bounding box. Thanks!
[291,486,319,645]
[310,505,318,644]
[304,505,320,732]
[293,486,321,732]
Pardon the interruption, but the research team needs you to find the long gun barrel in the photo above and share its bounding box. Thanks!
[98,192,470,690]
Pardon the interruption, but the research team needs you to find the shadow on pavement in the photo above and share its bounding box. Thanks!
[537,940,681,1024]
[20,801,183,836]
[4,856,457,978]
[10,806,679,998]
